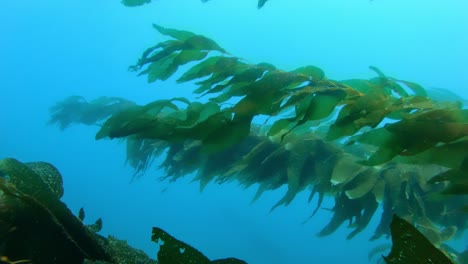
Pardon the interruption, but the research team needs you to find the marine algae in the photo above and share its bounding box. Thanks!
[48,25,468,262]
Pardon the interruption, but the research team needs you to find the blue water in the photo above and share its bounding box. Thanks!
[1,0,467,263]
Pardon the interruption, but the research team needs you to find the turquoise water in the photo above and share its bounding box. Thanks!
[1,1,467,263]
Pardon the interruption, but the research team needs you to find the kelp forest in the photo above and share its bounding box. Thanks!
[1,1,468,264]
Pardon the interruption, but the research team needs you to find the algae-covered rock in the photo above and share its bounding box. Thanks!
[0,158,111,264]
[25,161,64,198]
[84,236,158,264]
[1,158,248,264]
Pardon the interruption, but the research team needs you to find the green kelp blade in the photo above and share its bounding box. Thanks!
[153,24,196,41]
[368,66,414,97]
[175,50,209,66]
[177,56,238,83]
[385,96,434,120]
[278,89,346,140]
[330,154,365,185]
[146,53,179,83]
[346,195,379,240]
[96,113,149,140]
[122,0,151,7]
[369,66,387,78]
[341,79,377,94]
[355,128,407,166]
[397,80,427,97]
[133,41,185,70]
[202,64,270,99]
[384,214,454,264]
[327,92,393,140]
[202,115,253,153]
[290,65,325,80]
[270,150,309,210]
[382,79,408,98]
[192,101,221,124]
[184,35,227,53]
[398,138,468,169]
[384,109,468,144]
[343,169,379,200]
[146,50,208,83]
[267,118,295,137]
[317,186,380,239]
[296,89,347,122]
[229,64,271,84]
[95,98,186,140]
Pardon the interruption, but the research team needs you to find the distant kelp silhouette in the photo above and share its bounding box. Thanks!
[49,24,468,262]
[122,0,270,9]
[121,0,151,7]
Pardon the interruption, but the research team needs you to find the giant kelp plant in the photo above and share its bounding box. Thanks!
[49,24,468,263]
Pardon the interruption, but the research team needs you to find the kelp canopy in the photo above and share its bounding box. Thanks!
[49,24,468,262]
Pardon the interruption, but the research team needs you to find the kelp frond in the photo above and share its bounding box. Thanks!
[48,25,468,249]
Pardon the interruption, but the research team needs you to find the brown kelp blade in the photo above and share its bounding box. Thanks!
[152,227,247,264]
[384,214,454,264]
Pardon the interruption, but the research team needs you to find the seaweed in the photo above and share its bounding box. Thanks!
[384,214,455,264]
[48,25,468,261]
[121,0,152,7]
[124,25,467,167]
[48,96,135,130]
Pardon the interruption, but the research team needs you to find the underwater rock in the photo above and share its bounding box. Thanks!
[25,161,64,198]
[0,158,111,264]
[84,236,157,264]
